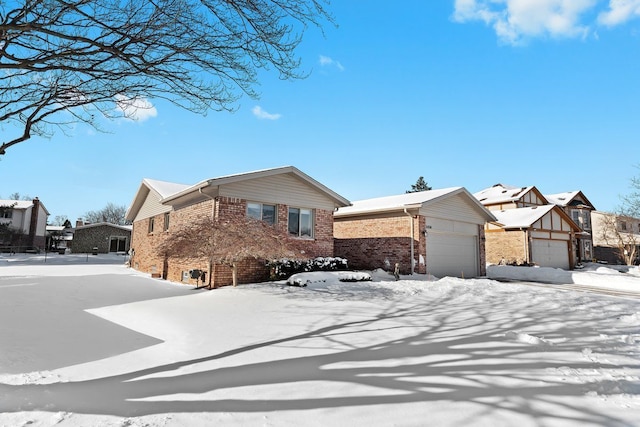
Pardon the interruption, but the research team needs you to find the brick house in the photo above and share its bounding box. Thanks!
[474,184,581,269]
[72,222,132,254]
[125,166,350,287]
[333,187,496,278]
[0,197,49,252]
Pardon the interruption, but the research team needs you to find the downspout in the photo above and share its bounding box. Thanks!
[199,186,216,219]
[404,208,414,274]
[199,187,216,288]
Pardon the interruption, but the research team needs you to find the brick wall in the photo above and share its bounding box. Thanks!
[485,230,528,265]
[73,225,131,254]
[334,214,420,274]
[131,196,336,286]
[479,225,487,276]
[336,215,488,276]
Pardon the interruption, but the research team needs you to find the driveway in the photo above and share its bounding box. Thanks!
[0,255,200,374]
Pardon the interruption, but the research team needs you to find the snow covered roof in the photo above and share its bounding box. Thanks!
[0,198,50,215]
[126,166,350,221]
[142,178,191,199]
[473,184,540,205]
[335,187,496,221]
[491,205,556,228]
[162,166,350,207]
[545,190,595,209]
[125,178,191,221]
[0,200,32,209]
[75,222,132,232]
[491,205,580,231]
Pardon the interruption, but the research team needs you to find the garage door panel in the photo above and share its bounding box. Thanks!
[531,239,569,269]
[426,233,478,278]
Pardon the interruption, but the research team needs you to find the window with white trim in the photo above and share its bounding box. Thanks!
[0,209,12,219]
[247,202,276,225]
[288,207,313,238]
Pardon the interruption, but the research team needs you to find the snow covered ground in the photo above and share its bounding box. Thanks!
[1,253,640,426]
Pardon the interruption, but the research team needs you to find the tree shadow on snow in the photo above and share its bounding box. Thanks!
[1,286,639,426]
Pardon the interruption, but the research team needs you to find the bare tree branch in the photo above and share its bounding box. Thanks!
[0,0,333,155]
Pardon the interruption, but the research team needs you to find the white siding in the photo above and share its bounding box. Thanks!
[421,194,483,278]
[420,193,488,225]
[134,190,172,222]
[427,217,478,234]
[220,174,337,210]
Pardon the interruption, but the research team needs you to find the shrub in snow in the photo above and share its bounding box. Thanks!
[269,257,349,280]
[285,270,372,287]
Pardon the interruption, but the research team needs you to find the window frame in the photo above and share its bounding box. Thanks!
[247,202,277,225]
[148,217,155,233]
[288,207,314,238]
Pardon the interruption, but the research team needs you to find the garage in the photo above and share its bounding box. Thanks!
[531,239,570,269]
[334,187,496,278]
[426,232,479,278]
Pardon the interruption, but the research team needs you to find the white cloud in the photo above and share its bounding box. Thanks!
[319,55,345,71]
[115,95,157,122]
[252,106,282,120]
[453,0,596,44]
[599,0,640,26]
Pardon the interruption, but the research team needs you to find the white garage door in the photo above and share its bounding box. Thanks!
[426,233,478,278]
[531,239,570,269]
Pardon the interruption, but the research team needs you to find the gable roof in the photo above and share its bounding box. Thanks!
[161,166,350,207]
[492,205,580,231]
[473,184,548,206]
[126,166,350,221]
[335,187,497,221]
[0,198,50,215]
[125,178,191,221]
[545,191,596,210]
[144,178,192,199]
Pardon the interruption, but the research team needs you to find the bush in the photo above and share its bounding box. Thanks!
[268,257,348,280]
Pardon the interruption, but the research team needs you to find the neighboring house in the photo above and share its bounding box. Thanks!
[545,191,596,263]
[125,166,350,286]
[474,184,548,210]
[486,205,581,269]
[333,187,496,278]
[0,197,49,252]
[72,222,132,254]
[474,184,581,269]
[46,220,75,251]
[591,211,640,265]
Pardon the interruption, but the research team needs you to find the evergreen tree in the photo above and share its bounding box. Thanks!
[407,177,432,193]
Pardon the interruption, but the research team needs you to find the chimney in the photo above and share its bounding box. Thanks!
[28,197,40,247]
[76,219,84,228]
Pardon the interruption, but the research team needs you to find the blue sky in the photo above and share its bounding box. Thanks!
[2,1,640,222]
